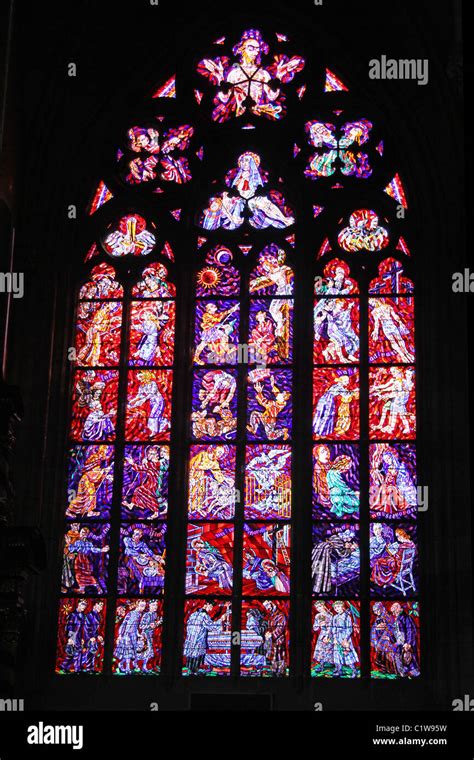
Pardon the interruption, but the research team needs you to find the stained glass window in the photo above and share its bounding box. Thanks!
[56,26,420,683]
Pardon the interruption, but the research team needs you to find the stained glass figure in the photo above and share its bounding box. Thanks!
[56,598,106,674]
[370,601,420,678]
[247,369,292,441]
[312,444,359,519]
[315,259,359,295]
[123,124,193,186]
[74,301,122,367]
[311,600,360,677]
[240,600,290,676]
[200,153,295,231]
[249,245,293,296]
[61,523,110,595]
[369,367,416,439]
[304,119,372,180]
[118,523,167,595]
[313,368,360,440]
[369,297,414,363]
[113,599,163,675]
[249,298,293,365]
[103,214,156,257]
[370,523,417,597]
[191,369,238,440]
[186,523,234,595]
[312,523,360,596]
[197,29,304,122]
[70,370,119,442]
[242,522,291,595]
[194,300,240,365]
[244,445,292,519]
[188,444,237,520]
[129,300,175,366]
[66,445,114,520]
[125,370,173,441]
[369,443,417,519]
[314,297,359,364]
[338,209,389,252]
[121,445,169,520]
[79,264,123,299]
[182,599,233,676]
[132,262,176,298]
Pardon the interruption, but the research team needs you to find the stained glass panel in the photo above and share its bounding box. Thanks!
[368,297,414,363]
[121,445,169,520]
[249,298,293,364]
[128,301,175,367]
[240,600,290,676]
[312,523,360,596]
[247,369,292,441]
[313,368,360,440]
[191,369,238,440]
[197,29,304,123]
[311,600,360,677]
[182,599,233,676]
[70,370,119,442]
[112,599,163,675]
[75,302,122,367]
[369,367,416,439]
[370,601,420,678]
[188,444,237,520]
[242,522,291,595]
[66,445,115,520]
[61,522,110,596]
[185,523,234,595]
[194,300,240,365]
[56,599,106,674]
[312,443,359,519]
[370,523,418,597]
[244,445,292,519]
[125,369,173,441]
[117,523,167,596]
[369,443,417,520]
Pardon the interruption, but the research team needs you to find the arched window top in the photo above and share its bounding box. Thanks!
[369,258,414,295]
[315,259,359,295]
[79,264,124,300]
[132,262,176,298]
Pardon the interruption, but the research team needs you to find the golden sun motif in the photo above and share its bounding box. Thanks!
[197,266,221,289]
